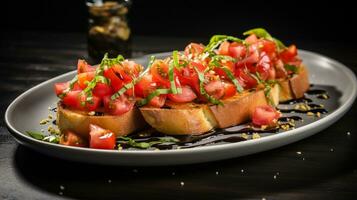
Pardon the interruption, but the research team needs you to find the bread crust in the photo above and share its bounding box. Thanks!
[57,103,147,139]
[139,104,216,135]
[210,84,279,128]
[279,65,310,101]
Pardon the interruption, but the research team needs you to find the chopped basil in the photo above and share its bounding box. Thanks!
[169,51,180,94]
[208,55,243,93]
[243,28,286,50]
[136,88,171,106]
[118,136,179,149]
[194,67,223,105]
[284,64,299,74]
[26,131,60,144]
[205,35,244,52]
[111,56,155,100]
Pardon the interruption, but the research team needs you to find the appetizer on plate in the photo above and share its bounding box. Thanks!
[49,28,309,149]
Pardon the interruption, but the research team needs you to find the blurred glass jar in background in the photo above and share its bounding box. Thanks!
[86,0,132,62]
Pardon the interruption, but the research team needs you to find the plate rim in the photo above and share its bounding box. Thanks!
[5,49,357,157]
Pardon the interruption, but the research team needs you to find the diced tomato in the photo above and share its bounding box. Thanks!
[235,68,258,89]
[214,61,235,80]
[279,45,297,63]
[150,60,170,87]
[54,82,69,96]
[168,86,197,103]
[218,41,231,55]
[204,80,225,100]
[252,105,281,127]
[103,95,134,115]
[223,82,237,98]
[228,42,246,59]
[255,52,272,80]
[135,74,157,97]
[121,60,142,78]
[62,90,100,111]
[60,131,88,147]
[260,40,277,59]
[89,124,116,150]
[54,82,82,96]
[77,71,95,89]
[148,95,166,107]
[77,59,95,74]
[245,34,258,44]
[184,43,205,58]
[103,67,124,92]
[92,83,113,99]
[274,59,288,79]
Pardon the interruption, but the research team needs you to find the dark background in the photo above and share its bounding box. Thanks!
[1,0,355,44]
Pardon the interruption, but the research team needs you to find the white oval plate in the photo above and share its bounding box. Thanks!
[5,50,357,166]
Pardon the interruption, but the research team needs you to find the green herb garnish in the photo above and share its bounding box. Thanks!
[118,136,179,149]
[208,55,243,93]
[169,50,180,94]
[26,131,60,144]
[194,67,223,105]
[111,56,155,100]
[205,35,244,52]
[137,88,171,106]
[243,28,286,50]
[284,64,299,74]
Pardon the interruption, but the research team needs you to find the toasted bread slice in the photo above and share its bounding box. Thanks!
[140,84,279,135]
[139,103,216,135]
[57,103,147,139]
[279,65,310,101]
[210,84,280,128]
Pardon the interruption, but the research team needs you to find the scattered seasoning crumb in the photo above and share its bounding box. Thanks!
[172,172,175,176]
[215,171,219,175]
[321,94,329,99]
[330,148,334,152]
[262,198,266,200]
[319,104,324,108]
[261,125,268,130]
[108,179,112,183]
[241,169,244,173]
[252,133,261,139]
[307,112,314,116]
[133,169,138,173]
[60,185,65,190]
[59,192,63,195]
[296,151,302,155]
[276,172,280,175]
[241,133,249,140]
[88,111,95,116]
[302,157,305,161]
[40,119,49,125]
[316,112,321,118]
[273,175,277,179]
[180,181,185,186]
[347,131,351,136]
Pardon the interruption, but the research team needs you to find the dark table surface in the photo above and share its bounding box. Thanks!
[1,31,357,200]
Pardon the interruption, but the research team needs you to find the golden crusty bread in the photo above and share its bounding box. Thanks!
[210,84,280,128]
[139,103,216,135]
[140,65,309,135]
[140,84,279,135]
[57,103,147,139]
[279,65,310,102]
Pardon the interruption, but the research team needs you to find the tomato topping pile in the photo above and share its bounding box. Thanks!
[53,28,302,149]
[54,56,143,114]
